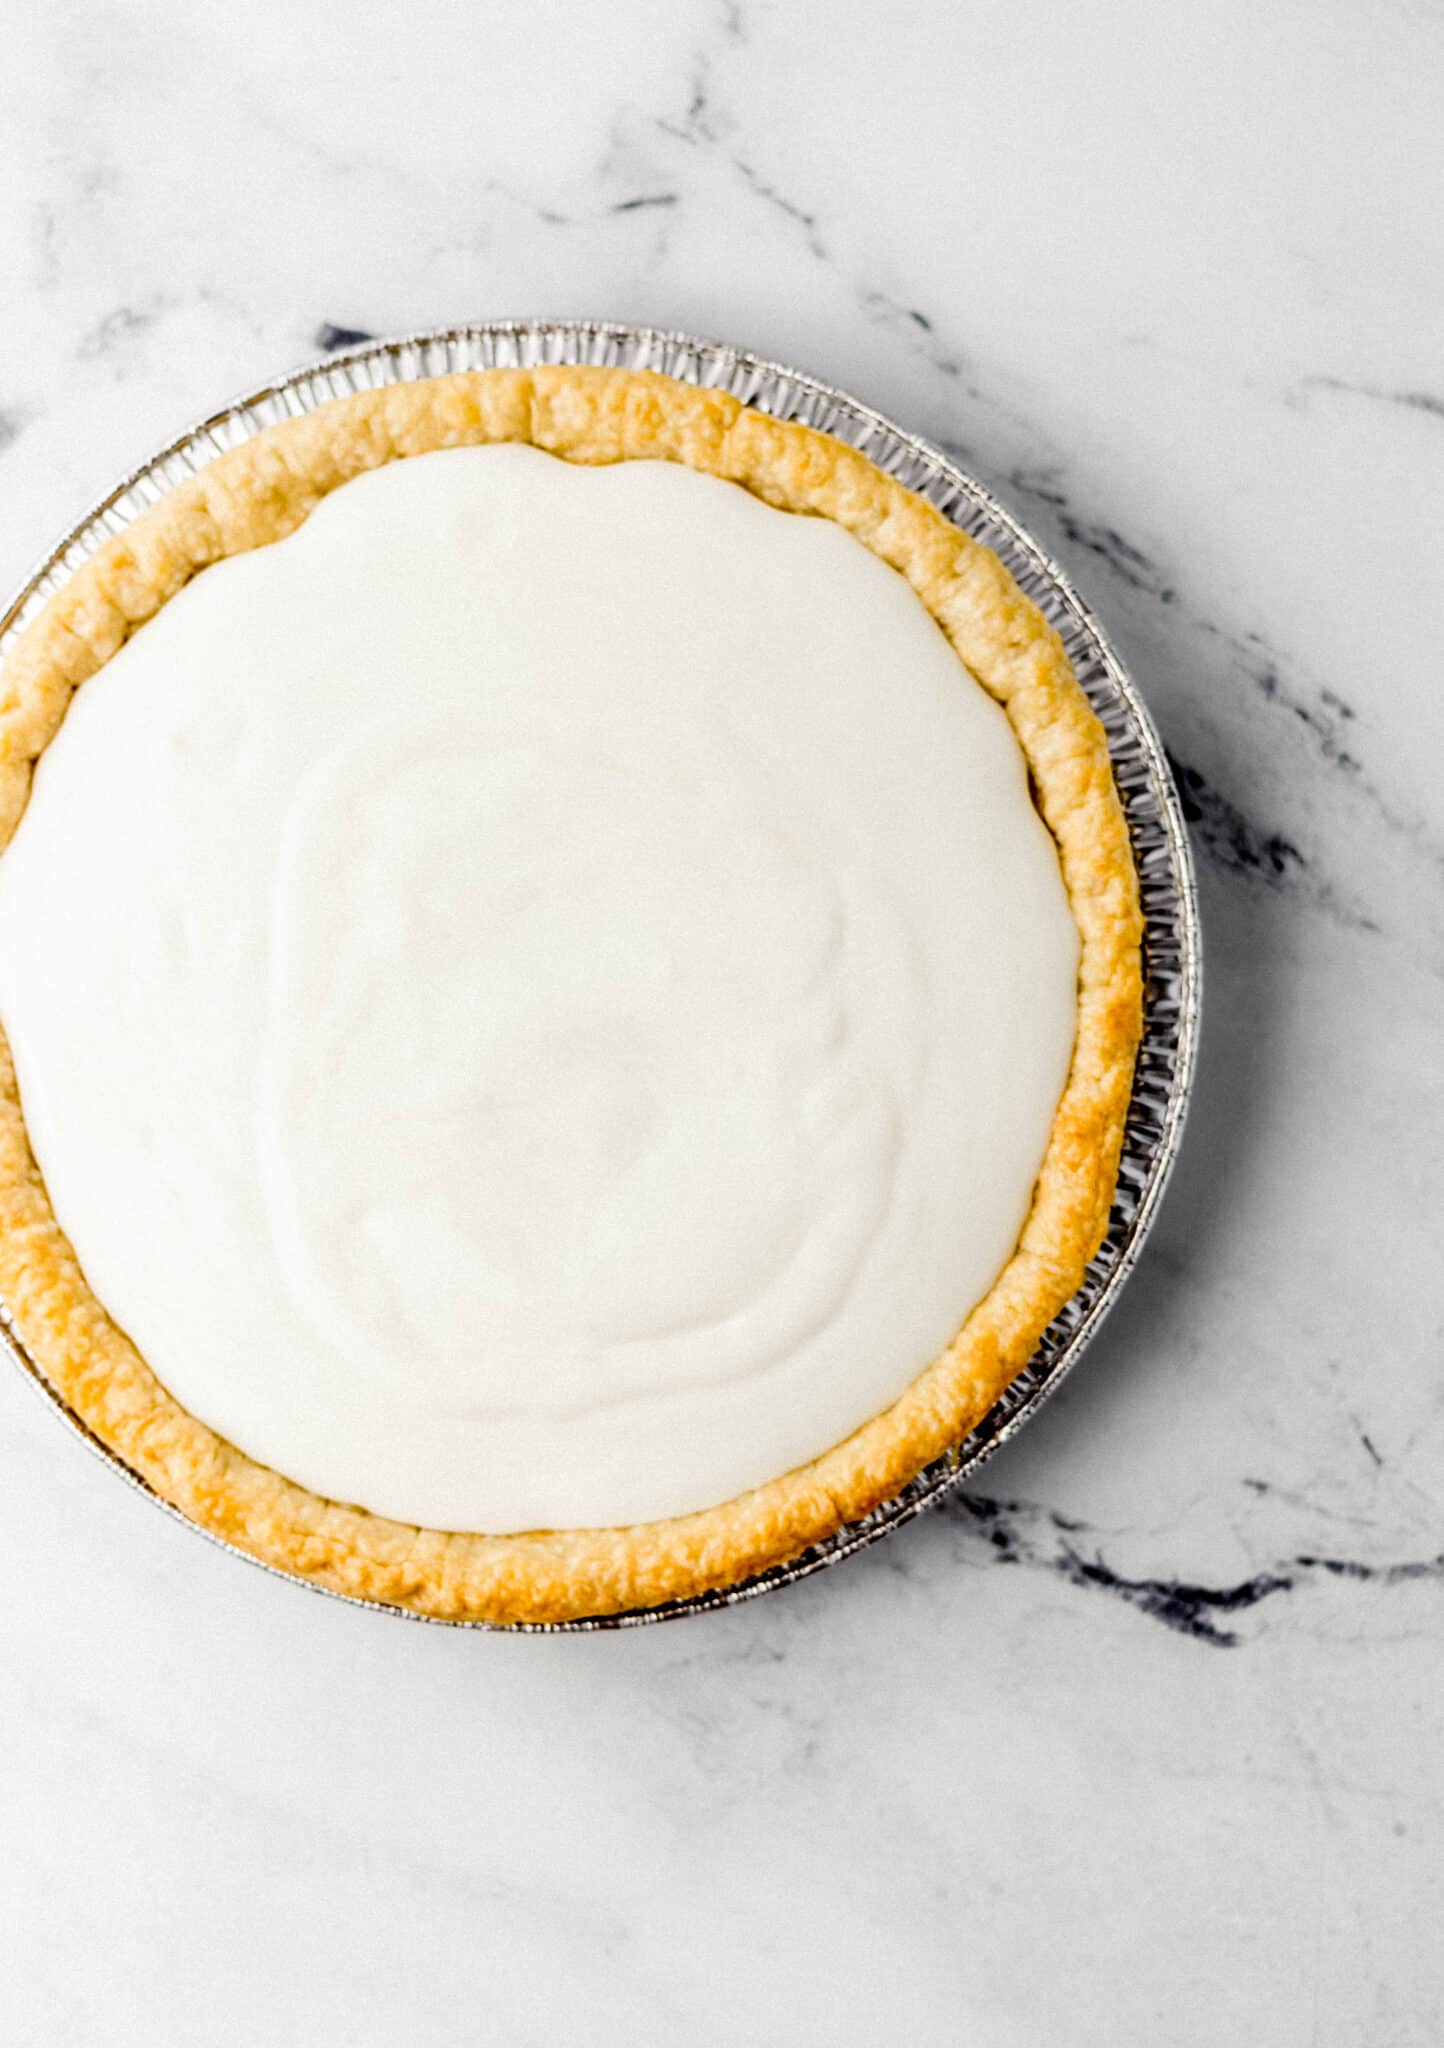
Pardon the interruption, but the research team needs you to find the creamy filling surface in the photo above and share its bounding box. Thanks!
[0,444,1079,1530]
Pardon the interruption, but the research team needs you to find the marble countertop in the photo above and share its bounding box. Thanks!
[2,2,1440,2041]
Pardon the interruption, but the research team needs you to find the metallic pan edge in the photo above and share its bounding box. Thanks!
[0,320,1202,1632]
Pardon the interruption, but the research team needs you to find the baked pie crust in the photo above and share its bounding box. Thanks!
[0,367,1142,1623]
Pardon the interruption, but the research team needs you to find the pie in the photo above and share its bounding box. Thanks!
[0,365,1143,1623]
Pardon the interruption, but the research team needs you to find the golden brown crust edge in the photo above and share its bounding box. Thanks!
[0,367,1143,1623]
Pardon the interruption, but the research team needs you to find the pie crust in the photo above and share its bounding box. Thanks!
[0,367,1143,1623]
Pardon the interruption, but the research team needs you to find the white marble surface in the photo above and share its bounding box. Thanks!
[1,3,1441,2041]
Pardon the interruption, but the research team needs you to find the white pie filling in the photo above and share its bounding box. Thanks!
[0,445,1079,1531]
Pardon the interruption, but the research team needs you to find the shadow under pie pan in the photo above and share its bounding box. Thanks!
[0,320,1200,1630]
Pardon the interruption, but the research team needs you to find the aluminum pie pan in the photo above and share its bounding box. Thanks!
[0,319,1201,1631]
